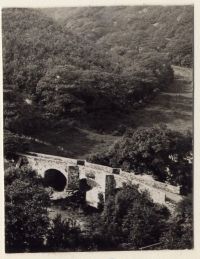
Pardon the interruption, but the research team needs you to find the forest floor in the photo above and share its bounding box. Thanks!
[30,65,193,159]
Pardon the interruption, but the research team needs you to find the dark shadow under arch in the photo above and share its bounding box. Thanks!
[44,169,67,192]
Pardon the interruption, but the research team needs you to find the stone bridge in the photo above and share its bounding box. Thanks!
[17,152,182,209]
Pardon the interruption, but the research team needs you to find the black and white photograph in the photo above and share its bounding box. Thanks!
[2,1,195,254]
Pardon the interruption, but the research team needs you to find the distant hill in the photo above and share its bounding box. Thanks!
[3,7,174,135]
[42,6,193,67]
[2,8,117,93]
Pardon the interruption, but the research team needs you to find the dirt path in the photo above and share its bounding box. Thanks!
[131,66,193,132]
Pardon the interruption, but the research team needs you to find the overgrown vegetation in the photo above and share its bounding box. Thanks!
[159,195,193,249]
[89,125,193,195]
[43,6,193,67]
[5,166,50,252]
[3,7,193,251]
[3,8,174,140]
[87,184,170,250]
[5,165,84,252]
[5,166,193,252]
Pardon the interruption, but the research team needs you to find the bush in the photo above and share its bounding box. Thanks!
[5,166,50,252]
[160,195,193,249]
[46,214,82,251]
[89,126,193,193]
[88,184,170,250]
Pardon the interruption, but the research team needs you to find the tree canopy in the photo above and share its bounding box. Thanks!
[5,165,84,252]
[3,8,175,136]
[5,166,50,252]
[87,184,170,250]
[89,126,193,194]
[43,6,193,68]
[160,195,193,249]
[3,7,193,252]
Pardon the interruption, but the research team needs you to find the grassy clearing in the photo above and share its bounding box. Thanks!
[138,65,193,132]
[29,66,193,158]
[30,125,118,159]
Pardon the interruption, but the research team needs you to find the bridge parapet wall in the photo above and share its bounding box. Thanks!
[138,184,166,204]
[85,161,112,174]
[25,152,77,165]
[120,171,180,195]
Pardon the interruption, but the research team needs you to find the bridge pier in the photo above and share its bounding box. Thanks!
[67,165,80,190]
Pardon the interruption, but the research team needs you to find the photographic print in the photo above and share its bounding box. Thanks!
[2,4,194,253]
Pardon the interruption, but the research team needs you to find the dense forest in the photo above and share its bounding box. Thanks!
[3,6,193,252]
[43,6,193,67]
[3,8,178,134]
[3,7,193,148]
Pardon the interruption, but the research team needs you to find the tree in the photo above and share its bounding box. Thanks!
[89,126,193,193]
[5,166,50,252]
[46,214,82,251]
[160,195,193,249]
[36,64,161,120]
[4,84,44,136]
[4,130,30,159]
[57,6,193,68]
[3,8,176,135]
[88,184,170,250]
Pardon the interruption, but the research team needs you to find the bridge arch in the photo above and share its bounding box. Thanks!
[43,169,67,192]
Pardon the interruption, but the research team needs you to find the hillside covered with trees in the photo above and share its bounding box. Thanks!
[3,7,179,154]
[3,5,193,196]
[43,6,193,67]
[3,8,175,132]
[3,6,193,252]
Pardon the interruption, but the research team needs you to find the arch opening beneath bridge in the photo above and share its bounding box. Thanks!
[44,169,67,192]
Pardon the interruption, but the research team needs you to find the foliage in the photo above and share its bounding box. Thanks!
[5,165,84,252]
[97,192,104,211]
[3,7,193,252]
[3,8,174,132]
[45,6,193,67]
[90,126,193,193]
[36,57,173,119]
[46,214,83,251]
[4,165,193,252]
[4,84,45,135]
[88,184,170,250]
[4,130,30,159]
[160,195,193,249]
[5,166,50,252]
[2,8,115,93]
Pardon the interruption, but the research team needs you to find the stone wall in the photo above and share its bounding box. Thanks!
[120,171,181,195]
[85,161,112,174]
